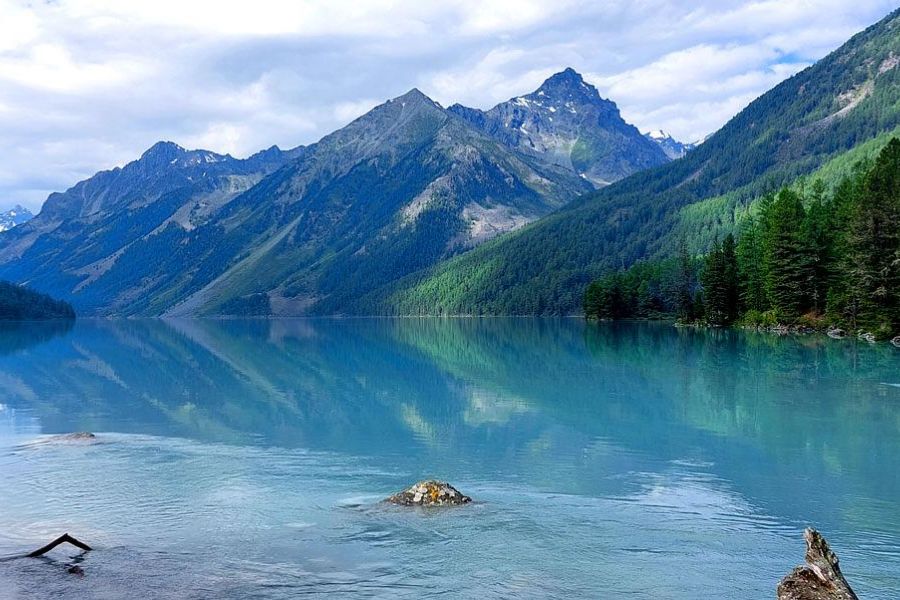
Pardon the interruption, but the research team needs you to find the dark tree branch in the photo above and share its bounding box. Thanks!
[27,534,92,558]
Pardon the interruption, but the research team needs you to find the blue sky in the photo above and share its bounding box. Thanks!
[0,0,897,211]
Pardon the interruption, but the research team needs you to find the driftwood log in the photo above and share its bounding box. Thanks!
[27,533,92,558]
[777,528,858,600]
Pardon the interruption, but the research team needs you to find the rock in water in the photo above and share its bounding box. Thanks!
[58,432,96,441]
[891,335,900,348]
[777,529,858,600]
[385,480,472,507]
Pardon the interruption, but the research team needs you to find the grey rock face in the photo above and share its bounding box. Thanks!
[450,68,669,187]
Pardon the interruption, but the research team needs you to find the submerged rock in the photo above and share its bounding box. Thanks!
[57,432,96,441]
[67,565,85,576]
[777,528,858,600]
[857,331,876,343]
[22,432,97,448]
[385,480,472,507]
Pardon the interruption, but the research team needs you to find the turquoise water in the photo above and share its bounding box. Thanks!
[1,319,899,598]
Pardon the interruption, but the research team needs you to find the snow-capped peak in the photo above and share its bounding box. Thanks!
[646,129,672,141]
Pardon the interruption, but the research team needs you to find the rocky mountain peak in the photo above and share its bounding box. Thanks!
[448,67,667,187]
[140,140,186,163]
[534,68,602,102]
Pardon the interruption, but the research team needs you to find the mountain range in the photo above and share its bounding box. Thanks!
[1,7,899,317]
[0,70,669,315]
[376,7,900,315]
[0,205,33,232]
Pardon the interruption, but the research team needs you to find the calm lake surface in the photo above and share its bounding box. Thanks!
[1,318,899,599]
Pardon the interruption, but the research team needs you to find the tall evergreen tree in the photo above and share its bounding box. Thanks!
[801,183,834,313]
[846,138,900,333]
[675,238,695,322]
[736,216,768,313]
[764,189,813,319]
[702,238,728,325]
[721,233,739,323]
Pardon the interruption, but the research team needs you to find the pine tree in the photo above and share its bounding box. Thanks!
[764,189,813,319]
[801,182,833,314]
[721,233,739,323]
[702,238,728,325]
[675,238,695,322]
[737,214,769,314]
[846,138,900,333]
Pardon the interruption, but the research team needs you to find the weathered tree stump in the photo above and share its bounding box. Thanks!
[385,480,471,506]
[777,528,858,600]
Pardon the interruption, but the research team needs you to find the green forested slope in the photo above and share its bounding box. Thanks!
[374,8,900,315]
[0,280,75,320]
[584,139,900,337]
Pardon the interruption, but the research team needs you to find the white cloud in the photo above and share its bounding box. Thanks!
[333,99,382,124]
[0,0,897,211]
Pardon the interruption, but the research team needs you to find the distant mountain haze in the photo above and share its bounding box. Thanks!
[0,70,664,316]
[643,130,696,160]
[0,206,33,233]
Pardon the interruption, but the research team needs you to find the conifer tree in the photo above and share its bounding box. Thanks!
[764,189,812,319]
[736,216,768,313]
[846,138,900,333]
[675,238,695,321]
[721,233,739,323]
[702,238,728,325]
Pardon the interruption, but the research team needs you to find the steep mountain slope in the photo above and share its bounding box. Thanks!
[378,8,900,315]
[161,89,593,317]
[0,89,594,315]
[644,130,695,159]
[0,142,305,310]
[0,205,33,232]
[449,68,669,186]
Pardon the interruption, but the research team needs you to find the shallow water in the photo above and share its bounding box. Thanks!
[1,318,899,598]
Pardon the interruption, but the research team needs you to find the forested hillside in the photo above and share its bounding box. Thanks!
[584,139,900,338]
[374,8,900,316]
[0,280,75,320]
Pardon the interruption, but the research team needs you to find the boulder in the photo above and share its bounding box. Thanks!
[857,331,876,343]
[826,328,846,339]
[891,336,900,348]
[777,529,857,600]
[385,480,472,507]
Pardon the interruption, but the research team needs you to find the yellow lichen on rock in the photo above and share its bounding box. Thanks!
[385,480,472,507]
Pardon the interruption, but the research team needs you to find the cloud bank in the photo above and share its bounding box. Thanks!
[0,0,896,210]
